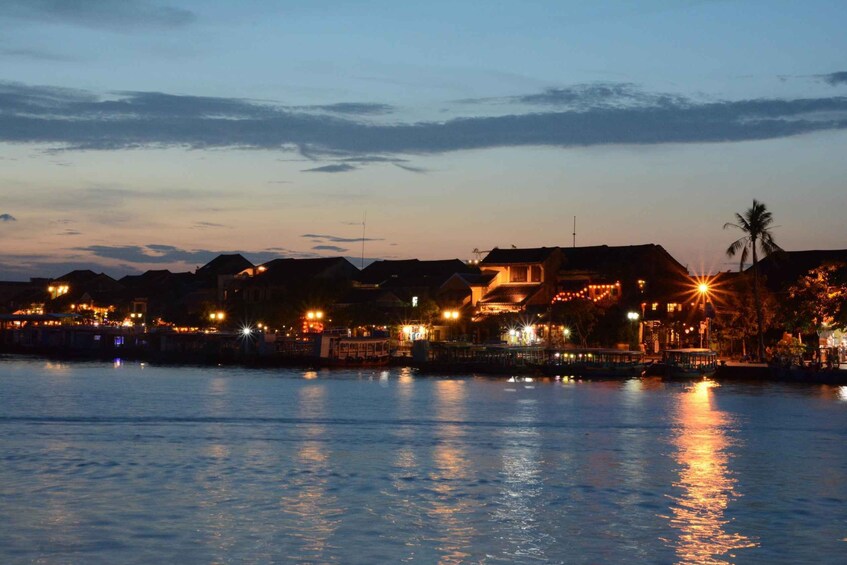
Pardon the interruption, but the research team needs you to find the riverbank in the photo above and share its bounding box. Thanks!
[3,349,846,385]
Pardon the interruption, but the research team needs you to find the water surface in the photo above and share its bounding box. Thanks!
[2,357,846,563]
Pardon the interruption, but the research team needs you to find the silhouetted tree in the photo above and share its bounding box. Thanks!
[551,299,599,347]
[724,199,783,361]
[783,261,847,345]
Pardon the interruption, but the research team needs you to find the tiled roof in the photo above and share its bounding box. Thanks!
[753,249,847,291]
[481,247,558,265]
[196,254,254,277]
[454,270,498,286]
[254,257,357,285]
[357,259,475,286]
[478,284,542,305]
[335,288,405,306]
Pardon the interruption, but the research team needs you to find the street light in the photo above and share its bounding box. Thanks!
[627,311,640,350]
[304,310,324,333]
[441,310,460,341]
[696,281,712,349]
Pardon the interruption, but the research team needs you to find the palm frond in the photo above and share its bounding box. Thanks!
[726,237,747,258]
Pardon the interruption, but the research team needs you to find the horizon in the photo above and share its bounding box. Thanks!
[2,1,846,280]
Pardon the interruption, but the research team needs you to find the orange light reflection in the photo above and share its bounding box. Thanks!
[666,380,757,563]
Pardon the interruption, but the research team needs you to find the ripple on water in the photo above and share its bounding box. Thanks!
[2,361,847,563]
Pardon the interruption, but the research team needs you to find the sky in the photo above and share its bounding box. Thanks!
[1,0,846,280]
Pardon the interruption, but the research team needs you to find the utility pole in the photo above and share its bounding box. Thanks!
[361,211,367,269]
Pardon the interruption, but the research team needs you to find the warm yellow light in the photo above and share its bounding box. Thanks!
[316,311,324,320]
[403,325,412,334]
[443,311,451,320]
[698,283,709,294]
[307,311,315,320]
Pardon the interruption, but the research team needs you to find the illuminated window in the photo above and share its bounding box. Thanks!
[530,265,542,282]
[651,302,659,311]
[667,303,678,313]
[510,266,528,283]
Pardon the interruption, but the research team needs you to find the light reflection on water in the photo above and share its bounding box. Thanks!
[2,360,847,563]
[666,380,757,564]
[493,394,551,561]
[429,379,475,564]
[279,384,341,562]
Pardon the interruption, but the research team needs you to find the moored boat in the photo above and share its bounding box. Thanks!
[659,348,718,379]
[318,335,390,367]
[544,348,646,378]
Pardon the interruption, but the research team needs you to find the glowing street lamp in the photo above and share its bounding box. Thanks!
[304,310,325,333]
[441,310,461,341]
[627,311,640,349]
[696,280,713,348]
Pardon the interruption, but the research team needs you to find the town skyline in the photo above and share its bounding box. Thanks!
[2,1,846,280]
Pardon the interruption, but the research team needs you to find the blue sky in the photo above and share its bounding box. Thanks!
[1,0,846,279]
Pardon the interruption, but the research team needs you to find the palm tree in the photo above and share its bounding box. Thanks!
[724,199,783,361]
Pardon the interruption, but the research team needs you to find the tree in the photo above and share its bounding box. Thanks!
[551,299,599,347]
[715,273,778,358]
[724,199,783,361]
[783,261,847,342]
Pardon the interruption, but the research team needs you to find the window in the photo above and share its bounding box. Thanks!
[510,266,528,282]
[530,265,542,282]
[667,303,678,313]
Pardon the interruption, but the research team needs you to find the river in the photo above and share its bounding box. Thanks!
[1,357,846,563]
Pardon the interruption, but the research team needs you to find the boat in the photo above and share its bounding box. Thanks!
[318,335,390,367]
[659,348,718,379]
[544,348,646,378]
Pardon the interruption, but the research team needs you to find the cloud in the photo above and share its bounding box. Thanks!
[0,213,16,221]
[312,245,348,252]
[192,221,226,229]
[302,233,384,243]
[0,47,78,62]
[339,155,408,163]
[0,0,196,30]
[76,244,290,267]
[509,83,687,109]
[305,102,394,116]
[393,163,428,174]
[2,80,847,158]
[301,164,357,173]
[822,72,847,86]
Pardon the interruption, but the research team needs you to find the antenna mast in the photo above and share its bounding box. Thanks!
[572,216,576,248]
[361,211,367,269]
